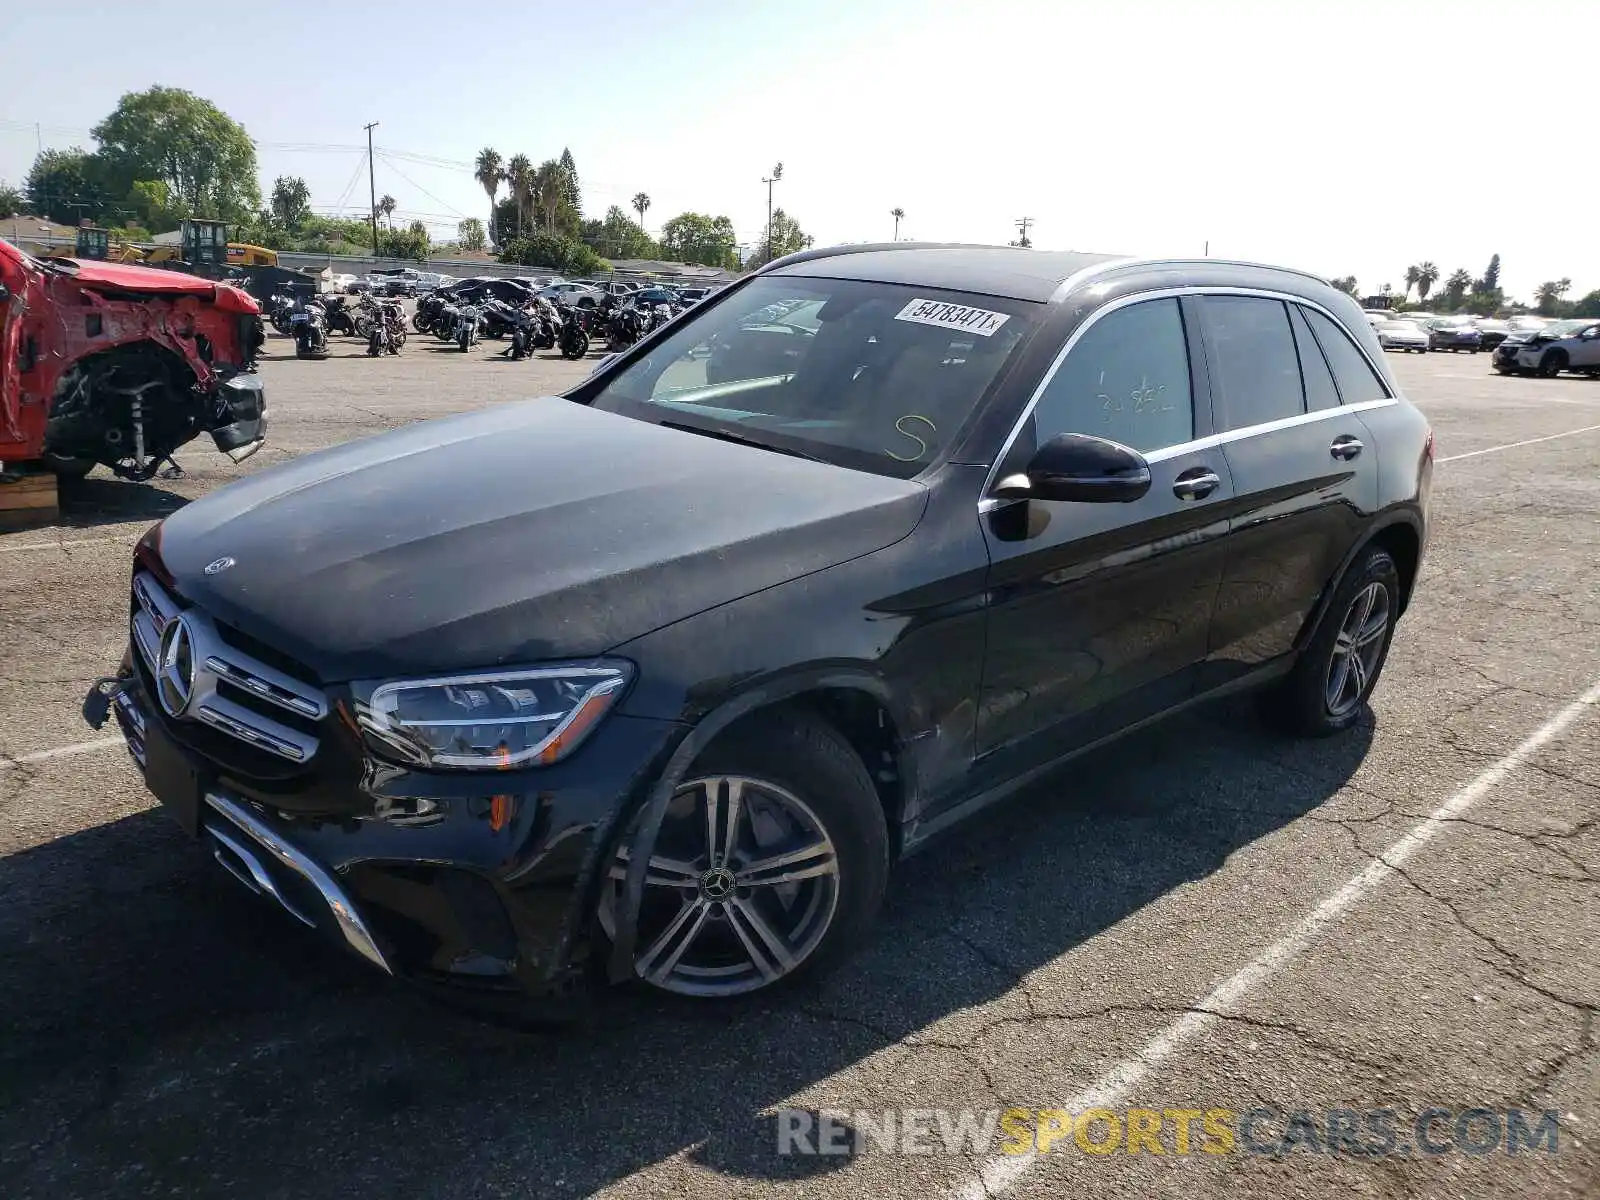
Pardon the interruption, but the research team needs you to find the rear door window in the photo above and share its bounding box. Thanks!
[1202,296,1304,431]
[1302,309,1390,405]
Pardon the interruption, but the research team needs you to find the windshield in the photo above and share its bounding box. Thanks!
[589,275,1038,478]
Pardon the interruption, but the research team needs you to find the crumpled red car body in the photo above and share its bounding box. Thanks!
[0,238,261,461]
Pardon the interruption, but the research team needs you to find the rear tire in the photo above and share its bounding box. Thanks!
[1261,545,1400,737]
[597,710,889,1001]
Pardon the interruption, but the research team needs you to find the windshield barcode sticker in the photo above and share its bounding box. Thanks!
[894,298,1011,337]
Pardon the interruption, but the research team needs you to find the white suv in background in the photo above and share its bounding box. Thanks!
[1511,319,1600,378]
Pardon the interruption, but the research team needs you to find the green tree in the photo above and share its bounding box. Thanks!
[1415,262,1439,302]
[91,86,259,219]
[1442,268,1473,308]
[1534,278,1572,316]
[24,148,106,224]
[559,147,582,220]
[891,207,904,240]
[505,154,533,238]
[581,206,656,259]
[750,207,809,267]
[0,182,23,218]
[1328,275,1359,296]
[378,219,429,261]
[377,194,397,230]
[1479,253,1501,294]
[658,212,738,268]
[457,217,486,252]
[270,175,311,231]
[1403,264,1421,301]
[474,147,502,242]
[531,159,573,234]
[632,192,651,229]
[499,231,607,275]
[126,179,185,232]
[1570,289,1600,318]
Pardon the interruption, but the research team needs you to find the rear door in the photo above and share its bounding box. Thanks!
[1199,295,1385,686]
[1571,323,1600,368]
[974,295,1235,774]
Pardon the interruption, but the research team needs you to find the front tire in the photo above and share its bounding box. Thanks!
[1262,546,1400,737]
[1539,350,1567,378]
[597,711,889,1000]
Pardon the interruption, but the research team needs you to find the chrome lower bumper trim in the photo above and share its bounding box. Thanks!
[203,792,392,974]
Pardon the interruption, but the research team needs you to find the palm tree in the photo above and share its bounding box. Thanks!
[474,147,502,242]
[1416,262,1440,302]
[378,194,396,230]
[533,160,564,232]
[1445,268,1474,302]
[1534,278,1572,315]
[1403,264,1421,301]
[891,207,904,240]
[505,154,533,238]
[631,192,650,229]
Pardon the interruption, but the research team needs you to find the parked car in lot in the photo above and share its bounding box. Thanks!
[1473,318,1512,349]
[1506,318,1600,378]
[1374,317,1430,353]
[1427,317,1482,352]
[88,244,1431,1007]
[539,281,603,307]
[326,273,360,294]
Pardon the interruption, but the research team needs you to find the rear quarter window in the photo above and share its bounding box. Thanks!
[1302,309,1391,405]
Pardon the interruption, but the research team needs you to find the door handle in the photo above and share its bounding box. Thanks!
[1330,435,1364,461]
[1172,467,1220,501]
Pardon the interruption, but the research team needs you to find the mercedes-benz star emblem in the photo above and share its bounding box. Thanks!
[203,556,236,575]
[155,615,198,717]
[699,867,736,902]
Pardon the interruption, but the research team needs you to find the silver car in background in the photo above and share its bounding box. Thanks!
[1374,318,1430,353]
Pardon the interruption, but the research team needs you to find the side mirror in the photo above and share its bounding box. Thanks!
[992,433,1152,504]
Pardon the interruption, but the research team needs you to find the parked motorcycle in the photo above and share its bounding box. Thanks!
[267,291,297,337]
[291,300,330,360]
[453,301,482,352]
[557,304,591,360]
[322,295,358,337]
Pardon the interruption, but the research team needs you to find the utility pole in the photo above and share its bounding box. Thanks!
[1013,216,1033,248]
[364,121,380,258]
[1204,240,1209,257]
[761,162,783,262]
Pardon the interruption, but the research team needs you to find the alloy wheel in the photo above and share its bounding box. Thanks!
[1325,581,1390,718]
[599,775,841,997]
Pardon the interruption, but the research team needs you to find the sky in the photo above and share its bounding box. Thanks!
[2,0,1595,301]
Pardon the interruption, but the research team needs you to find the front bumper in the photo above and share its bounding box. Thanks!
[209,373,268,461]
[103,662,686,997]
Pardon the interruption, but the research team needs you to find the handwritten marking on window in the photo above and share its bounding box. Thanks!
[887,414,937,461]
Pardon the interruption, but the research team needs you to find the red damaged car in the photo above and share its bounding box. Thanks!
[0,238,266,481]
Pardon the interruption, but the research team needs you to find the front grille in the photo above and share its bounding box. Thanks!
[131,570,328,764]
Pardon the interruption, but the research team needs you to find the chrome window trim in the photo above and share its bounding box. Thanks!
[979,285,1397,504]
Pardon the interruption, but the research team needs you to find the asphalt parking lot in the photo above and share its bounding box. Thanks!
[2,340,1597,1199]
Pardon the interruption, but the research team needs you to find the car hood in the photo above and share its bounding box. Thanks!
[155,400,927,681]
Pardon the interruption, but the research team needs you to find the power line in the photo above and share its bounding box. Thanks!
[375,151,471,222]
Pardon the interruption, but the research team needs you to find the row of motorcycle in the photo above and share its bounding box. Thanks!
[267,291,407,359]
[410,291,687,361]
[266,283,690,363]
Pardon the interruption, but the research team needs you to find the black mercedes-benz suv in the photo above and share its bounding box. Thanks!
[88,244,1433,1004]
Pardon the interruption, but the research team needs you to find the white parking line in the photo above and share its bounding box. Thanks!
[1438,422,1600,462]
[951,674,1600,1200]
[0,534,141,554]
[0,736,125,769]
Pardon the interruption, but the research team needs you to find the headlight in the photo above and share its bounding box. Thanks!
[355,661,632,770]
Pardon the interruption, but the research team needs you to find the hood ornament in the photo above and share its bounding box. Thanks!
[204,556,236,575]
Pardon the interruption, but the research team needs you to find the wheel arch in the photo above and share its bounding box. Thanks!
[601,665,917,983]
[1294,512,1424,653]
